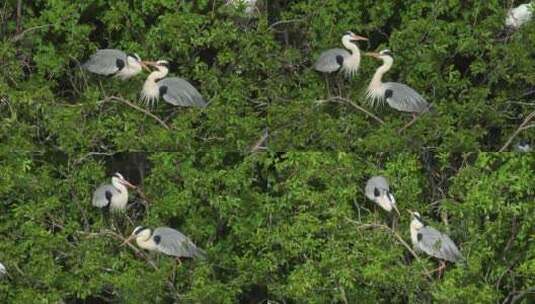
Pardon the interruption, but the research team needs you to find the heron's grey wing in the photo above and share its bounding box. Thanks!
[158,78,207,108]
[92,184,116,208]
[313,48,349,73]
[365,176,389,200]
[384,82,429,113]
[153,227,206,258]
[417,226,463,262]
[82,49,127,76]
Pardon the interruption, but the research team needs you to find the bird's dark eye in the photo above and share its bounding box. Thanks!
[373,188,380,197]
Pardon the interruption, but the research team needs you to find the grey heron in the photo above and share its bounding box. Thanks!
[92,172,136,212]
[506,3,533,29]
[365,176,399,216]
[140,60,207,108]
[365,50,430,114]
[122,226,206,260]
[409,210,464,274]
[313,31,368,77]
[82,49,149,80]
[515,140,532,152]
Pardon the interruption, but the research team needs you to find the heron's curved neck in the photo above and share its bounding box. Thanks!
[147,67,168,83]
[342,40,361,61]
[111,179,127,193]
[370,58,393,87]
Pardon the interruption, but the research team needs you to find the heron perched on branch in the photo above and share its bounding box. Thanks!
[141,60,207,108]
[122,226,206,260]
[408,210,464,275]
[226,0,258,15]
[365,176,399,216]
[92,172,136,212]
[365,49,431,128]
[82,49,149,80]
[314,31,368,78]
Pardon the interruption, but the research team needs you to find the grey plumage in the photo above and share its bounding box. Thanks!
[383,82,429,113]
[0,262,6,278]
[82,49,128,76]
[153,227,206,259]
[92,184,117,208]
[314,48,349,73]
[365,176,390,200]
[159,78,207,108]
[415,226,464,263]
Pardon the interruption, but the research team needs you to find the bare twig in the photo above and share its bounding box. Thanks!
[11,24,52,42]
[345,218,433,280]
[100,96,171,130]
[315,97,385,125]
[250,128,269,152]
[268,18,306,30]
[16,0,22,34]
[502,286,535,304]
[499,111,535,151]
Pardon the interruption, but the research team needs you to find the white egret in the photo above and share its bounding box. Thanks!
[506,3,533,29]
[141,60,207,108]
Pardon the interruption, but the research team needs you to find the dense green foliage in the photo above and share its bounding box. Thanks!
[0,152,534,303]
[1,1,535,303]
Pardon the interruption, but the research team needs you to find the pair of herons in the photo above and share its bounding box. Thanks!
[82,50,207,108]
[314,31,431,126]
[365,176,464,275]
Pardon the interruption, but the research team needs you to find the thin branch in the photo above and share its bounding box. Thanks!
[268,18,306,30]
[345,218,433,280]
[100,96,171,130]
[11,24,51,42]
[499,111,535,151]
[250,128,269,153]
[315,97,385,125]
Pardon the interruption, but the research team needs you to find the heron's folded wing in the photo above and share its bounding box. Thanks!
[418,226,462,262]
[313,48,348,73]
[159,78,207,108]
[92,184,115,208]
[153,227,202,258]
[384,82,429,113]
[82,49,127,75]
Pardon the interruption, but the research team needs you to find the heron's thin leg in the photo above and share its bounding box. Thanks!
[324,75,331,97]
[398,113,420,133]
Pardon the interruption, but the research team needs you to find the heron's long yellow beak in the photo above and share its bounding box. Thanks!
[393,205,401,217]
[352,34,368,41]
[140,61,151,72]
[120,235,135,247]
[120,179,136,189]
[365,52,381,59]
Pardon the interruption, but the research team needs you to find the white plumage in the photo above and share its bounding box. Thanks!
[506,3,533,29]
[226,0,258,15]
[0,262,6,278]
[314,31,368,78]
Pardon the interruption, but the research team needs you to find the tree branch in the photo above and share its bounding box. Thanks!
[100,96,171,130]
[499,111,535,151]
[315,97,385,125]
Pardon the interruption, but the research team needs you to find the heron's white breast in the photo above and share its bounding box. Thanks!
[110,188,128,211]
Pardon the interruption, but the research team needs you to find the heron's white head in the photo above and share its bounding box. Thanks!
[408,210,425,229]
[365,49,394,63]
[111,172,135,189]
[132,226,151,241]
[341,31,368,44]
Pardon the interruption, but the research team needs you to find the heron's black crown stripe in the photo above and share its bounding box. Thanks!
[115,58,125,70]
[153,235,161,244]
[344,31,352,36]
[336,55,344,66]
[385,89,393,99]
[159,85,168,98]
[134,226,145,235]
[373,188,380,197]
[417,233,423,241]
